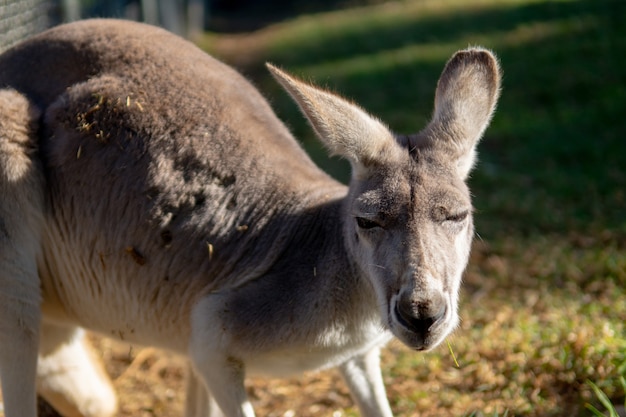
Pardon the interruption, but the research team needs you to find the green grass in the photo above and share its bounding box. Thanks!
[587,377,626,417]
[202,0,626,415]
[210,0,626,237]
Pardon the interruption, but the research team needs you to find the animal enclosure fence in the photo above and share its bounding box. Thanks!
[0,0,55,53]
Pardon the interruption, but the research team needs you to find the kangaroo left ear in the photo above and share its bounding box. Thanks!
[413,48,501,179]
[267,64,404,176]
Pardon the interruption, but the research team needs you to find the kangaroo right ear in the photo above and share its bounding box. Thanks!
[416,48,501,179]
[267,63,403,176]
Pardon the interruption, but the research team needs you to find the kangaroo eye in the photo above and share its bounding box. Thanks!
[445,210,469,222]
[356,217,381,230]
[432,205,469,223]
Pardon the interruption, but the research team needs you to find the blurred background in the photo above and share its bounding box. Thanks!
[0,1,624,416]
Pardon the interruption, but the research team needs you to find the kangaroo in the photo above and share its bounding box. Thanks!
[0,19,500,417]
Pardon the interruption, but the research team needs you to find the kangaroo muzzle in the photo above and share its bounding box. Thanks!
[391,287,452,351]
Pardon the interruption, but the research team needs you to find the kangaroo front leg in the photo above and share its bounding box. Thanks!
[184,363,225,417]
[188,350,254,417]
[37,324,117,417]
[189,297,256,417]
[339,348,393,417]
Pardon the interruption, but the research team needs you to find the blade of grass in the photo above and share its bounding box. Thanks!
[586,379,619,417]
[447,340,460,368]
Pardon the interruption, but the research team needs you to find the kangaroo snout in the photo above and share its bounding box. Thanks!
[396,290,446,333]
[392,288,449,350]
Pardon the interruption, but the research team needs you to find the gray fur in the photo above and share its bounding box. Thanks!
[0,19,500,417]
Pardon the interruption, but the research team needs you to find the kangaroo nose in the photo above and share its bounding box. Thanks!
[395,291,446,336]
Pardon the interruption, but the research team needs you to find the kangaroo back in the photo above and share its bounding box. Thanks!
[2,19,342,311]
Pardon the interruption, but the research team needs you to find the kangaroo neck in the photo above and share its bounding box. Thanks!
[279,188,382,322]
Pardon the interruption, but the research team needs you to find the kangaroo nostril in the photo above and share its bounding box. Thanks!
[395,299,446,335]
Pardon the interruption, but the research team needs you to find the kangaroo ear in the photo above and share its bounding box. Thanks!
[267,64,402,175]
[416,48,501,179]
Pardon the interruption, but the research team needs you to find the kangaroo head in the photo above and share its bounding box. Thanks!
[268,48,500,351]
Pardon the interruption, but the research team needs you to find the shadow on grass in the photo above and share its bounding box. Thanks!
[218,0,625,239]
[209,0,387,32]
[264,0,620,68]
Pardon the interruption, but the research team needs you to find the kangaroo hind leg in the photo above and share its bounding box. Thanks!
[38,324,117,417]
